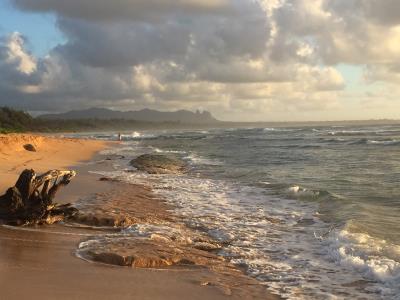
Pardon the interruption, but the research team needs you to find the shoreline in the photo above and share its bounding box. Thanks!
[0,134,278,299]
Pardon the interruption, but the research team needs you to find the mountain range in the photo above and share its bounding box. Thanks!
[40,108,219,124]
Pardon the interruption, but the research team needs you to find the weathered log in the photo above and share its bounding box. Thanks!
[0,169,78,225]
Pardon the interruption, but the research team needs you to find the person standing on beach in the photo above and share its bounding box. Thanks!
[118,133,122,141]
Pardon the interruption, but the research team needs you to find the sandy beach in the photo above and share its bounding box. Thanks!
[0,134,277,300]
[0,134,108,193]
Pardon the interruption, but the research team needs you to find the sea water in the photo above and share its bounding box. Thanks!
[71,124,400,299]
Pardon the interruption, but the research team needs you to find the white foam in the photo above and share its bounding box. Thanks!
[286,185,332,201]
[152,147,186,154]
[93,167,373,298]
[263,127,302,133]
[89,141,400,299]
[131,131,141,138]
[123,131,156,140]
[367,139,400,146]
[184,153,223,166]
[323,227,400,297]
[288,185,301,193]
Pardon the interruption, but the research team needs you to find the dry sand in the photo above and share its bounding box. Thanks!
[0,134,278,300]
[0,134,108,193]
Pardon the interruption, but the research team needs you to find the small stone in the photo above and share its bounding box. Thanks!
[150,234,172,243]
[23,144,36,152]
[193,242,221,252]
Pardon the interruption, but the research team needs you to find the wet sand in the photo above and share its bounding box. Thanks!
[0,134,278,299]
[0,225,236,300]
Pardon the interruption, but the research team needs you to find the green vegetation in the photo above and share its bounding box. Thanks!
[4,107,398,134]
[0,107,35,133]
[0,107,203,133]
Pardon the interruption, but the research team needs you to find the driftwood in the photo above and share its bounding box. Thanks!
[0,169,78,225]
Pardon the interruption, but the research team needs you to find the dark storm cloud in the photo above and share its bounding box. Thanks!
[12,0,231,22]
[55,18,192,68]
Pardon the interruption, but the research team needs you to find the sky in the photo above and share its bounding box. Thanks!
[0,0,399,122]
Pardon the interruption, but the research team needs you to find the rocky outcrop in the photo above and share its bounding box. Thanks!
[0,169,78,225]
[71,212,136,228]
[76,234,269,298]
[79,237,223,268]
[130,154,188,174]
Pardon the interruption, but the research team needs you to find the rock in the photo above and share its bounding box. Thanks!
[88,251,132,266]
[23,144,36,152]
[130,154,188,174]
[71,212,135,228]
[99,177,115,182]
[150,233,172,243]
[193,242,222,252]
[78,237,223,269]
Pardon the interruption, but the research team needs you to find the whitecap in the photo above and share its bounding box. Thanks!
[367,139,400,146]
[323,225,400,297]
[184,153,223,166]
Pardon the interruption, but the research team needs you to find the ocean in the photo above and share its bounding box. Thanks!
[72,124,400,299]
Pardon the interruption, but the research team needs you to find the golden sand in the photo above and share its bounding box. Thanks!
[0,134,109,193]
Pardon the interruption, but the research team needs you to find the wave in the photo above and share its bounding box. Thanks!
[89,129,400,299]
[263,127,304,133]
[348,138,400,146]
[151,147,187,154]
[184,153,223,166]
[121,131,157,140]
[257,182,342,203]
[92,162,394,298]
[328,130,373,136]
[272,144,322,149]
[322,222,400,297]
[285,185,336,201]
[158,134,209,141]
[317,137,348,145]
[367,139,400,146]
[326,128,400,137]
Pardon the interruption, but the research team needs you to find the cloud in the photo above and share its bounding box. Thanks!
[2,32,37,74]
[0,33,41,94]
[1,0,399,120]
[55,18,192,68]
[12,0,231,22]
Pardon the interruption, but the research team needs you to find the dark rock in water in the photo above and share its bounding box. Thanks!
[99,177,117,182]
[71,212,135,228]
[23,144,36,152]
[0,169,78,225]
[130,154,187,174]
